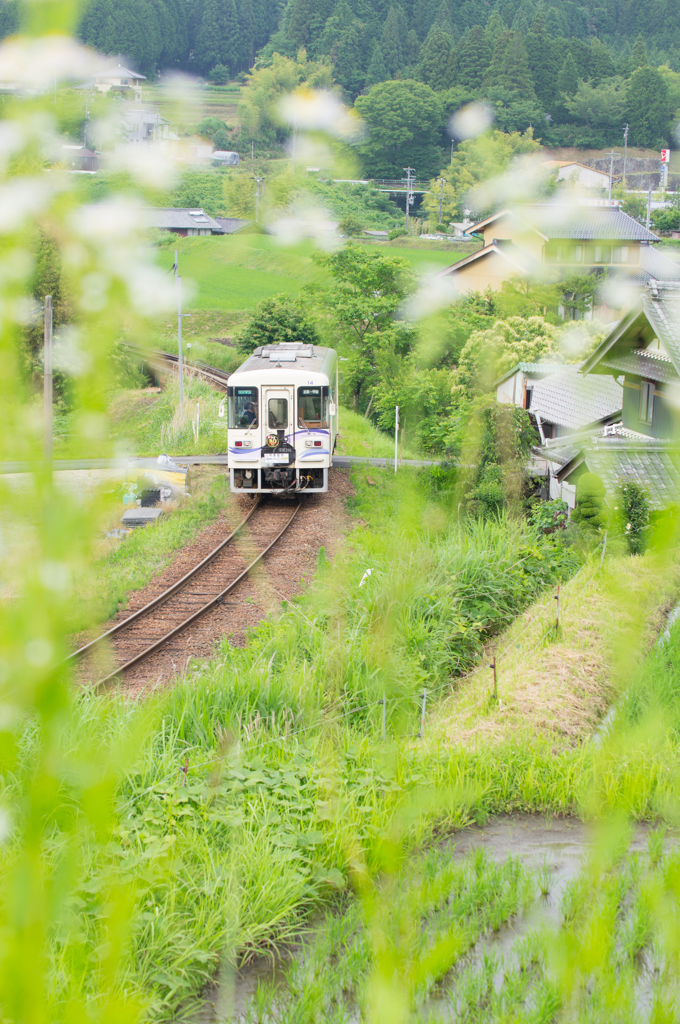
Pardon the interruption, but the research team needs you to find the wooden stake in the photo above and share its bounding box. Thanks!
[490,656,497,699]
[555,585,560,632]
[419,688,427,739]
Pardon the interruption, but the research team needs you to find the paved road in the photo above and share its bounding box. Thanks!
[0,454,442,473]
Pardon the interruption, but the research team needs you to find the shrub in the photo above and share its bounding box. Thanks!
[339,214,364,237]
[618,479,650,555]
[388,226,407,240]
[194,117,228,138]
[238,294,318,354]
[211,128,232,150]
[208,64,230,85]
[571,472,606,530]
[530,498,569,535]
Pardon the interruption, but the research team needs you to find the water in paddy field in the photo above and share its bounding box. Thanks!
[195,815,674,1023]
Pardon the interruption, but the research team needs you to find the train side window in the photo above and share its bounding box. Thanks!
[268,397,288,428]
[298,386,328,428]
[228,386,258,428]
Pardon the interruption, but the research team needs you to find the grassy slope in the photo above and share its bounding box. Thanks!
[158,234,472,312]
[431,541,680,752]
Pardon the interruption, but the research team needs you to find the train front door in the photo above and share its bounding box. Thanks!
[264,387,294,444]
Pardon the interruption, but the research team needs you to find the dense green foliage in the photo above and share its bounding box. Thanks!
[237,293,318,352]
[618,479,651,555]
[572,471,606,530]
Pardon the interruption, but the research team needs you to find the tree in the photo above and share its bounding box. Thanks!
[626,33,648,75]
[464,395,537,519]
[416,25,453,90]
[208,63,230,83]
[557,51,578,98]
[238,51,333,144]
[312,244,416,408]
[432,0,453,38]
[422,127,541,222]
[286,0,331,50]
[238,294,318,353]
[565,76,627,132]
[525,14,558,108]
[483,30,536,101]
[195,0,240,75]
[456,25,492,89]
[380,6,404,77]
[354,80,443,177]
[484,10,506,46]
[451,315,560,402]
[627,65,670,147]
[365,42,388,86]
[332,22,367,97]
[212,127,232,148]
[572,472,606,531]
[236,0,255,66]
[618,479,650,555]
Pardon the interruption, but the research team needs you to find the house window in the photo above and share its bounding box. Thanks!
[639,381,654,424]
[554,245,563,262]
[613,246,629,264]
[572,245,583,263]
[594,245,611,263]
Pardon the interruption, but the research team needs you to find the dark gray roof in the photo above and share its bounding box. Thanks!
[576,439,680,509]
[639,244,680,282]
[147,208,223,232]
[236,342,336,376]
[518,204,659,242]
[530,363,623,429]
[213,217,252,234]
[494,361,564,387]
[583,282,680,381]
[602,349,679,384]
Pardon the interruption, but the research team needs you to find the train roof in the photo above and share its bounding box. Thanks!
[233,343,337,380]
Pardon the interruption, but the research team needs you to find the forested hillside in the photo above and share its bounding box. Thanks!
[0,0,677,165]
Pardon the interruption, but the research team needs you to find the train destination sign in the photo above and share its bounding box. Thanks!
[261,440,296,465]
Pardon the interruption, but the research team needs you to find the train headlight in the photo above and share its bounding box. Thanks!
[243,440,252,447]
[305,439,314,447]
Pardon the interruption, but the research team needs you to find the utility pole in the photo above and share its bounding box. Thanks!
[623,124,628,190]
[437,176,445,226]
[605,150,619,200]
[450,138,454,166]
[252,175,263,223]
[394,405,399,473]
[646,187,653,229]
[251,139,254,171]
[43,295,52,481]
[403,166,415,232]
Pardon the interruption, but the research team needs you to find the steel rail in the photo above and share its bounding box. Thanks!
[95,501,301,687]
[123,343,231,391]
[68,500,262,664]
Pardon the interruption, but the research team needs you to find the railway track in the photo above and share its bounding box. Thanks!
[70,499,300,687]
[124,343,231,391]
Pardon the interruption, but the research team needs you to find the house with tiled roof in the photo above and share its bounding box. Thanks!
[540,282,680,509]
[441,203,680,318]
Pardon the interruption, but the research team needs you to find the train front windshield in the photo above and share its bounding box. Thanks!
[298,387,328,428]
[228,387,258,428]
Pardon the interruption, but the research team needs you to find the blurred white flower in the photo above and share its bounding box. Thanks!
[0,36,107,88]
[598,276,631,314]
[467,154,551,212]
[53,326,92,375]
[78,271,109,312]
[268,204,341,251]
[123,264,178,315]
[400,271,458,320]
[69,197,142,242]
[280,88,366,142]
[627,523,632,530]
[0,177,53,233]
[39,560,70,592]
[449,102,494,141]
[108,145,178,190]
[24,637,53,667]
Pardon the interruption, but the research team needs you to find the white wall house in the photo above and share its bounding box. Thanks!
[93,65,146,101]
[542,161,611,190]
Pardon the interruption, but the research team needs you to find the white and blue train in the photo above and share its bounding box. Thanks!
[227,342,338,494]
